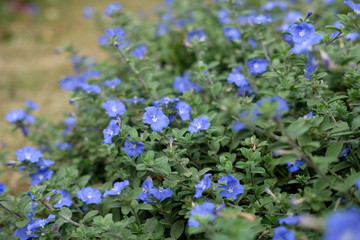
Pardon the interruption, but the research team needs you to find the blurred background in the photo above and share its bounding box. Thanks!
[0,0,161,190]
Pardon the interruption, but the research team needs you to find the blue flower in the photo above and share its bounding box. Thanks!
[77,187,102,204]
[16,146,42,163]
[0,183,5,194]
[5,109,27,123]
[80,83,101,94]
[103,100,126,117]
[173,72,202,93]
[355,178,360,192]
[272,226,295,240]
[105,2,122,16]
[131,45,147,58]
[248,15,272,24]
[98,28,126,46]
[286,159,305,173]
[142,107,170,131]
[305,53,317,79]
[248,58,269,75]
[50,189,73,208]
[217,9,231,24]
[37,159,55,168]
[123,141,144,157]
[138,178,154,203]
[83,6,93,19]
[262,1,288,11]
[188,202,216,227]
[227,68,249,87]
[125,96,146,104]
[156,23,169,37]
[63,117,77,135]
[323,208,360,240]
[305,111,313,118]
[288,22,322,55]
[29,168,53,185]
[194,174,212,198]
[254,96,289,119]
[185,29,206,46]
[103,78,121,88]
[25,100,39,111]
[233,110,248,131]
[14,224,38,240]
[59,75,83,91]
[223,27,241,41]
[27,192,35,219]
[188,115,210,133]
[103,180,129,197]
[278,216,302,225]
[102,119,120,145]
[339,147,350,158]
[153,96,180,106]
[174,102,192,121]
[344,0,360,14]
[56,142,73,150]
[150,187,173,201]
[27,214,55,231]
[217,174,244,199]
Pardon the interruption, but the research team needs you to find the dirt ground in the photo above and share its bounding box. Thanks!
[0,0,160,192]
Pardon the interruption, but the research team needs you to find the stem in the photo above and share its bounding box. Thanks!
[130,207,141,226]
[0,203,24,219]
[326,32,343,46]
[42,200,81,227]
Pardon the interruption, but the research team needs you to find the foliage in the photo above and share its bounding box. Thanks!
[2,0,360,239]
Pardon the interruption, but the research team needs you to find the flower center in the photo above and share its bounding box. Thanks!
[106,129,114,136]
[152,115,158,122]
[228,187,234,193]
[25,153,31,159]
[130,143,137,149]
[179,108,185,114]
[298,30,305,37]
[111,106,117,112]
[196,122,202,129]
[87,192,93,199]
[26,230,33,236]
[38,175,44,180]
[254,63,259,69]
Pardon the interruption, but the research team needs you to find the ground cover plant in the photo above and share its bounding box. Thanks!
[1,0,360,239]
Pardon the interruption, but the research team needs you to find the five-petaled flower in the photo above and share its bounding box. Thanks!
[103,180,129,197]
[194,173,212,198]
[103,100,126,117]
[142,107,170,131]
[188,115,210,133]
[188,202,216,227]
[16,146,42,163]
[247,58,269,75]
[102,119,120,145]
[217,174,244,199]
[77,187,102,204]
[123,140,144,157]
[174,102,192,121]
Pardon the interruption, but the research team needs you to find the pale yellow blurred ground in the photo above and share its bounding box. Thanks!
[0,0,161,192]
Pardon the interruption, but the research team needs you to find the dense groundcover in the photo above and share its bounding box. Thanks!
[2,0,360,239]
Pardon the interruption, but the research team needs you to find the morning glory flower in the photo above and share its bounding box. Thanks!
[194,173,212,198]
[37,159,55,169]
[217,174,244,199]
[98,28,126,46]
[103,78,121,88]
[102,119,120,145]
[305,53,317,79]
[253,96,289,119]
[286,159,305,172]
[174,102,192,121]
[288,22,322,54]
[25,100,39,111]
[344,0,360,14]
[248,58,269,75]
[0,183,5,194]
[153,96,180,106]
[262,1,288,11]
[156,23,169,37]
[188,202,216,227]
[80,83,101,94]
[123,140,144,157]
[323,208,360,240]
[5,109,27,123]
[233,110,248,131]
[103,180,129,197]
[29,168,54,185]
[339,147,350,158]
[138,178,154,203]
[105,2,122,16]
[142,107,170,131]
[217,9,231,24]
[125,96,146,104]
[59,75,83,91]
[131,45,147,59]
[173,72,202,93]
[278,216,302,225]
[150,187,173,201]
[27,192,35,219]
[248,15,272,24]
[27,214,56,231]
[345,32,360,41]
[272,226,295,240]
[50,189,73,208]
[55,142,73,150]
[103,100,126,117]
[77,187,102,204]
[16,146,42,163]
[227,68,249,87]
[223,27,241,41]
[185,29,206,46]
[188,115,210,133]
[63,116,77,135]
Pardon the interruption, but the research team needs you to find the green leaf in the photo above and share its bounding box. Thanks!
[80,210,98,224]
[351,115,360,131]
[286,120,309,139]
[59,207,72,219]
[325,143,343,158]
[143,218,158,233]
[136,203,153,211]
[170,220,184,239]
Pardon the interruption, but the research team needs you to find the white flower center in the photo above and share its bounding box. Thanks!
[130,143,137,149]
[159,187,164,193]
[198,181,206,190]
[25,153,31,159]
[143,187,149,193]
[228,187,234,193]
[196,122,202,129]
[152,115,158,122]
[26,230,32,236]
[38,175,44,180]
[299,30,305,37]
[87,192,93,199]
[111,106,117,112]
[106,129,113,136]
[179,108,185,114]
[254,63,259,69]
